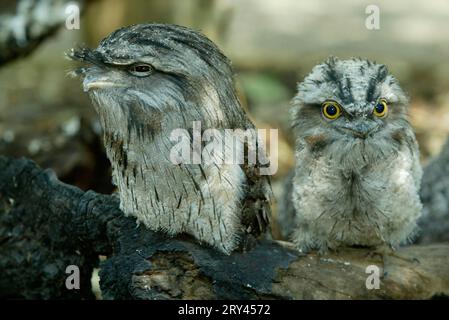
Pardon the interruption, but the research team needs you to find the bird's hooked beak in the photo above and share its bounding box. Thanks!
[67,47,122,92]
[83,74,117,92]
[350,122,378,138]
[342,121,378,138]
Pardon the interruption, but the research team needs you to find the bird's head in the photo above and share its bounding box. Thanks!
[291,57,413,164]
[68,23,243,136]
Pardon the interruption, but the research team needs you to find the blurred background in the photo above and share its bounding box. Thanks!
[1,0,449,238]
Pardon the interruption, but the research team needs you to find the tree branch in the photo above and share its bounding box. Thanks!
[1,156,448,299]
[0,0,85,66]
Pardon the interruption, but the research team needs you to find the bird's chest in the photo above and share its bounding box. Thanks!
[298,148,415,223]
[106,136,245,221]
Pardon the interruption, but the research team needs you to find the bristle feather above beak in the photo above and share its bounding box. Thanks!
[66,47,105,67]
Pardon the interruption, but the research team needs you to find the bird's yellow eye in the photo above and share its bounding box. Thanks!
[321,101,342,120]
[373,99,388,118]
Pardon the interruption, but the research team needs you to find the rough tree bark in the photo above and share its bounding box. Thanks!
[0,0,85,66]
[1,156,449,299]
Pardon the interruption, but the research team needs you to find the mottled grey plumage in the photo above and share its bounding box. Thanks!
[418,137,449,243]
[68,23,270,254]
[290,57,422,253]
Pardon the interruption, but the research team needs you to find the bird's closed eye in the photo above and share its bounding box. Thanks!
[128,63,154,77]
